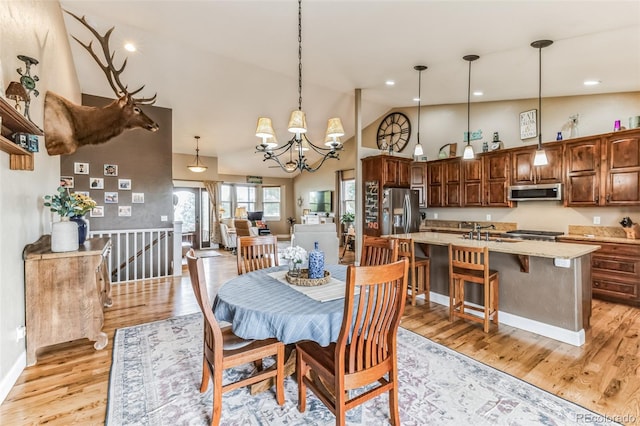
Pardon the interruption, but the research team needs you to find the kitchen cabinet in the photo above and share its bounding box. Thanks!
[427,161,444,207]
[427,158,461,207]
[362,154,411,188]
[0,96,43,170]
[461,151,512,207]
[23,236,112,365]
[410,162,427,207]
[564,129,640,206]
[511,142,563,185]
[557,238,640,306]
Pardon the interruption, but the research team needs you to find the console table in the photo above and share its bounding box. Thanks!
[23,236,112,365]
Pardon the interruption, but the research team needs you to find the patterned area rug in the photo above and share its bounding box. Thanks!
[107,313,616,425]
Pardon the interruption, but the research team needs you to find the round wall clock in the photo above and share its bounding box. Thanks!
[376,112,411,153]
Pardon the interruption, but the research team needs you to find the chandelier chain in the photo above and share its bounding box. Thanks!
[297,0,303,111]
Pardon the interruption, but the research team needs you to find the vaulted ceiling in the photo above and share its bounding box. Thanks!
[61,0,640,178]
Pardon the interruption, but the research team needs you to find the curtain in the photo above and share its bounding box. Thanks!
[204,180,222,245]
[335,170,343,237]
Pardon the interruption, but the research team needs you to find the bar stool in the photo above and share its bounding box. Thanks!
[394,237,430,306]
[448,244,499,333]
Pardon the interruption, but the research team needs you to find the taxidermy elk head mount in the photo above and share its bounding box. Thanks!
[44,10,159,156]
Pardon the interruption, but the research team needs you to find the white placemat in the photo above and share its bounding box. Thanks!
[268,270,354,302]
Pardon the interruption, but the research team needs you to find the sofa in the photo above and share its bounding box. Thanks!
[293,223,339,266]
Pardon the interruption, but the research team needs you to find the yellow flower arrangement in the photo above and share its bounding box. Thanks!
[44,187,97,217]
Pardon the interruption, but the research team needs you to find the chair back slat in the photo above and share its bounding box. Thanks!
[450,244,487,272]
[237,235,279,275]
[186,249,224,367]
[338,258,408,375]
[360,235,399,266]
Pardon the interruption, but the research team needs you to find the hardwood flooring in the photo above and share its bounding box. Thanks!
[1,248,638,425]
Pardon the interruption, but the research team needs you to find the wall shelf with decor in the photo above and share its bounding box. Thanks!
[0,96,43,170]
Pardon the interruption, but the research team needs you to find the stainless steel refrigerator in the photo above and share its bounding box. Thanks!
[381,188,421,235]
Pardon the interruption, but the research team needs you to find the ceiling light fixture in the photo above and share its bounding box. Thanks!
[583,79,601,86]
[413,65,427,157]
[531,39,553,166]
[188,136,208,173]
[462,54,479,160]
[255,0,343,173]
[385,80,395,86]
[124,42,136,52]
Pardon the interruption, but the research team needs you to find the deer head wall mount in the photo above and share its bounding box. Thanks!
[44,10,159,156]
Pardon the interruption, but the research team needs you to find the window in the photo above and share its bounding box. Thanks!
[342,179,356,215]
[235,185,256,213]
[263,186,281,220]
[220,184,232,219]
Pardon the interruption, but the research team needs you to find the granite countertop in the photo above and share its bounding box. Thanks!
[559,234,640,245]
[563,225,640,245]
[395,231,601,259]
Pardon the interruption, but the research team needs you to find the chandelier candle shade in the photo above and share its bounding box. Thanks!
[463,55,479,160]
[255,0,344,173]
[531,40,553,166]
[187,136,208,173]
[413,65,427,157]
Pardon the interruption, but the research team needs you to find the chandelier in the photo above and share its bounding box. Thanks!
[255,0,344,173]
[188,136,208,173]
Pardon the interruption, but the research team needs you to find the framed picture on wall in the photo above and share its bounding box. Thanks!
[519,109,537,139]
[118,179,131,190]
[104,164,118,176]
[60,176,74,188]
[90,178,104,189]
[74,162,89,174]
[132,193,144,203]
[118,206,132,217]
[75,191,90,197]
[90,206,104,217]
[105,192,118,203]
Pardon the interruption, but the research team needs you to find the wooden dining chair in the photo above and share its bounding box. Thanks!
[448,244,499,333]
[236,235,279,275]
[360,235,399,266]
[393,236,431,306]
[186,250,285,425]
[296,258,409,426]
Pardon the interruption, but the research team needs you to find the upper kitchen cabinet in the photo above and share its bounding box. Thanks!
[427,157,461,207]
[461,151,512,207]
[362,154,412,188]
[511,142,563,185]
[564,129,640,207]
[410,162,428,207]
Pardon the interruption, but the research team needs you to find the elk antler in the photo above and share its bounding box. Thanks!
[65,10,157,105]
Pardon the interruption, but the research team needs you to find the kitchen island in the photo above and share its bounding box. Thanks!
[398,231,601,346]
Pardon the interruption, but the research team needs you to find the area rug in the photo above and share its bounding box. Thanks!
[107,313,617,425]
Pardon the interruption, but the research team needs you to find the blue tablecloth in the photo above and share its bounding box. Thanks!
[213,264,347,346]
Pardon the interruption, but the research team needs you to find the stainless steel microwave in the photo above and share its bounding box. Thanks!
[508,183,562,201]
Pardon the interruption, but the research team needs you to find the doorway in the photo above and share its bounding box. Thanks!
[173,188,212,249]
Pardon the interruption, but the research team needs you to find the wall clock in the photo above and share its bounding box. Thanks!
[376,112,411,153]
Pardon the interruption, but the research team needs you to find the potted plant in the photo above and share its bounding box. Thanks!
[340,212,355,224]
[44,187,96,250]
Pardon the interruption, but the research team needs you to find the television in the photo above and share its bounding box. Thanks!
[247,211,263,221]
[309,190,333,213]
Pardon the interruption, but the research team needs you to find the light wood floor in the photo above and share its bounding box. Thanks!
[1,248,639,425]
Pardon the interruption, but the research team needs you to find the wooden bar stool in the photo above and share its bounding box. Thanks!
[394,237,430,306]
[448,244,499,333]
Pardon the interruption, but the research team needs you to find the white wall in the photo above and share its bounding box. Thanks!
[0,1,80,403]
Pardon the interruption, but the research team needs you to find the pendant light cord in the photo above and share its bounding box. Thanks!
[467,59,471,143]
[297,0,303,112]
[538,45,542,148]
[417,69,422,144]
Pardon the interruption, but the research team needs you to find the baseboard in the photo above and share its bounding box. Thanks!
[428,292,585,347]
[0,350,25,405]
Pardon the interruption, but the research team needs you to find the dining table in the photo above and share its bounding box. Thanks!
[213,263,349,347]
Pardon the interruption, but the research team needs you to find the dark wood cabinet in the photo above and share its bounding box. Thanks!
[564,129,640,207]
[511,142,563,185]
[461,151,511,207]
[362,155,412,189]
[557,238,640,306]
[427,158,461,207]
[410,162,427,207]
[462,158,482,206]
[427,161,444,207]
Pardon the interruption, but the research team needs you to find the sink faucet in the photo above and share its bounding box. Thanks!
[474,224,496,240]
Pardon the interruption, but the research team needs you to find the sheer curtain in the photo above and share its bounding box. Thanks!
[204,181,222,245]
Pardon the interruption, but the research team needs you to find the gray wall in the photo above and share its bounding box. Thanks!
[60,94,174,230]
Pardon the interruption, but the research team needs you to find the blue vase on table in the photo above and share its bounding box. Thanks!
[70,215,88,245]
[308,241,325,279]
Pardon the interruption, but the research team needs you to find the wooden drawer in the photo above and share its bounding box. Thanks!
[592,254,640,277]
[592,277,638,299]
[594,242,640,257]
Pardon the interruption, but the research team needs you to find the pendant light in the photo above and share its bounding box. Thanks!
[188,136,208,173]
[531,39,553,166]
[413,65,427,157]
[462,55,479,160]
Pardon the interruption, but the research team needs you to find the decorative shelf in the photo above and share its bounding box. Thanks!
[0,96,43,171]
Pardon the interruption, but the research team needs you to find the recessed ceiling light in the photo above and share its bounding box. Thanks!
[473,91,483,96]
[124,42,136,52]
[583,80,601,86]
[385,80,395,86]
[413,97,420,102]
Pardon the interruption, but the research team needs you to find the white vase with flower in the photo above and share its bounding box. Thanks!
[44,187,96,252]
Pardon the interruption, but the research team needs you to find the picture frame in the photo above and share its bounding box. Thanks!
[90,177,104,189]
[132,192,145,203]
[60,176,74,188]
[104,192,119,203]
[90,206,104,217]
[118,206,132,217]
[74,162,89,174]
[74,191,90,197]
[520,109,537,139]
[118,179,132,190]
[104,164,118,176]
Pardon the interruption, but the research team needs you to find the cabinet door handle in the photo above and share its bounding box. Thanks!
[593,281,600,288]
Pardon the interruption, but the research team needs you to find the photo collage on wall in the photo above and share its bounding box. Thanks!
[60,162,145,219]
